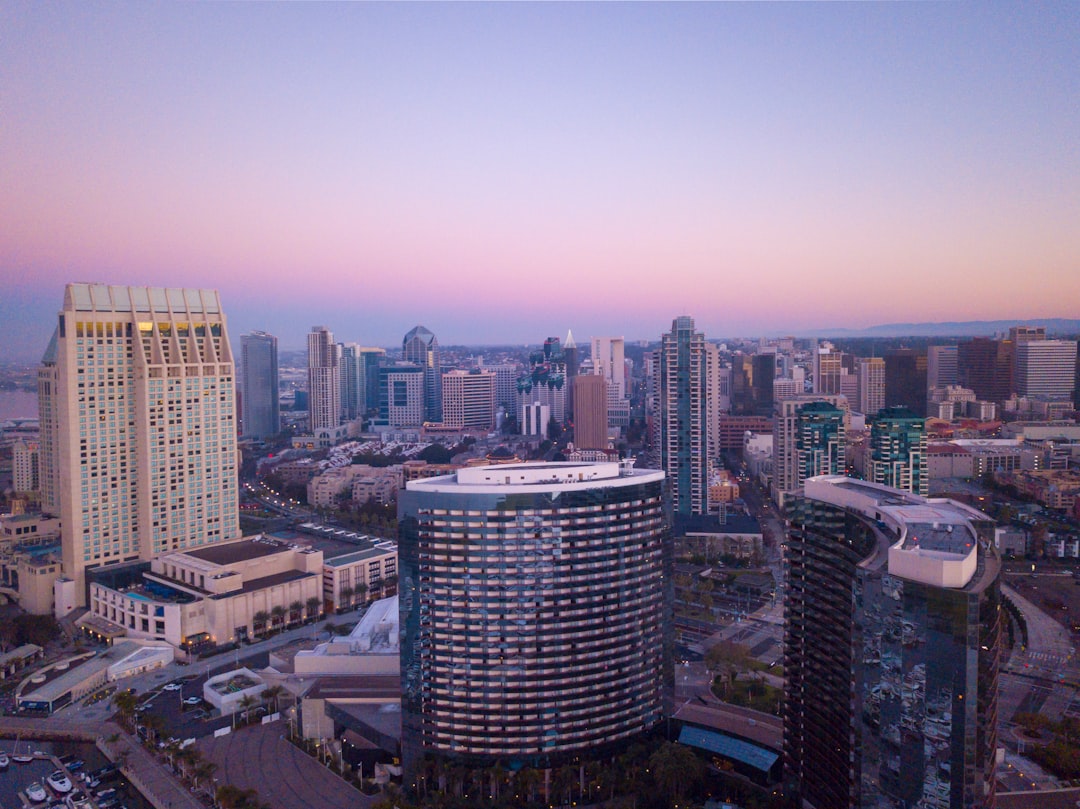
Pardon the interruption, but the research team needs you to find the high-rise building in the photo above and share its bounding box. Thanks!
[307,326,340,432]
[12,440,40,493]
[563,330,579,421]
[240,331,279,440]
[440,369,495,430]
[703,343,729,461]
[784,476,1000,809]
[520,401,550,436]
[478,361,520,415]
[884,348,928,416]
[855,357,886,416]
[39,284,239,604]
[378,365,425,427]
[796,401,846,485]
[868,406,927,496]
[772,395,846,507]
[591,336,630,430]
[399,461,668,784]
[1009,325,1046,344]
[338,343,363,422]
[1015,340,1077,399]
[573,373,609,449]
[813,346,844,395]
[516,338,567,423]
[358,347,386,414]
[926,345,959,392]
[658,316,708,515]
[402,325,442,422]
[957,338,1014,403]
[751,352,776,417]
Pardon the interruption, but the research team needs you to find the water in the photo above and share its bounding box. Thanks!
[0,390,38,421]
[0,739,150,809]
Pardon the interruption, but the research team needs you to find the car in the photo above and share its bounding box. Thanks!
[183,696,201,705]
[162,683,182,691]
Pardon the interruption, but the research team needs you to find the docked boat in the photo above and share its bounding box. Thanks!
[13,751,35,764]
[0,750,9,769]
[27,782,49,803]
[47,771,74,794]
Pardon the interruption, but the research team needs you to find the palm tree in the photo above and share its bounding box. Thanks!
[269,605,286,630]
[261,684,285,713]
[193,760,218,791]
[354,582,368,605]
[238,693,259,725]
[288,600,304,626]
[112,689,139,730]
[648,741,704,805]
[305,596,322,622]
[252,610,270,636]
[340,585,354,610]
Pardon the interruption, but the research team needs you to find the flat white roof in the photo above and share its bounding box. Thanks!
[406,461,664,495]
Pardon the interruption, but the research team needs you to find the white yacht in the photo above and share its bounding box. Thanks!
[27,782,49,803]
[47,771,74,794]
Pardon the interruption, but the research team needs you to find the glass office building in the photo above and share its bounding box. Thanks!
[784,476,1000,809]
[398,461,669,784]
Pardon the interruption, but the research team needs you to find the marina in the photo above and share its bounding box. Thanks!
[0,740,150,809]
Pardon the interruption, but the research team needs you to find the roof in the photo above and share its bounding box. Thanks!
[677,725,779,773]
[303,674,401,701]
[674,513,761,537]
[212,569,315,598]
[184,537,293,566]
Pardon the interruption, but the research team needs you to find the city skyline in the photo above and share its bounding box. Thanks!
[3,3,1079,360]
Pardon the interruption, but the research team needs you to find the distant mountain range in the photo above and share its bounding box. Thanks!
[797,318,1080,339]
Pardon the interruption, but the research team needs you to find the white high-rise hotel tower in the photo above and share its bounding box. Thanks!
[39,284,239,605]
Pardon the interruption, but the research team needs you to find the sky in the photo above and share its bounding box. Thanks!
[2,2,1078,359]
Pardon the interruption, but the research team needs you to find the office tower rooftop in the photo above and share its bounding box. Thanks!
[403,325,442,422]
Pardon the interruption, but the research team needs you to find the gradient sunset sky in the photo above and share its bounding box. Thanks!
[2,2,1078,358]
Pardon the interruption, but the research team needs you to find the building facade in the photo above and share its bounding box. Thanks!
[772,395,846,508]
[402,325,442,422]
[1015,339,1077,399]
[884,349,928,417]
[38,284,239,605]
[869,406,928,496]
[440,369,495,431]
[658,316,708,515]
[398,461,668,783]
[240,331,280,440]
[307,326,341,432]
[856,356,886,416]
[378,365,426,428]
[573,373,609,449]
[784,476,1000,809]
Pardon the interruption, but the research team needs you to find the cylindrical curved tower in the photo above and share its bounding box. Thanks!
[398,461,668,781]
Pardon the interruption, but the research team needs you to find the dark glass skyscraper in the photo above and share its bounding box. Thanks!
[784,476,1000,809]
[884,348,928,416]
[402,325,441,422]
[398,461,669,785]
[240,331,279,440]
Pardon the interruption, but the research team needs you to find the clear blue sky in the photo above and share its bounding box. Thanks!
[2,1,1078,358]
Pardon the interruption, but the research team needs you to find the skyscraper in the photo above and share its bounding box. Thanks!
[240,331,279,440]
[751,352,776,417]
[772,395,846,507]
[402,325,441,422]
[440,369,495,430]
[884,348,928,416]
[1015,339,1077,399]
[378,364,425,427]
[784,476,1000,809]
[338,342,363,422]
[39,284,239,604]
[573,372,609,449]
[868,406,928,496]
[813,346,844,395]
[398,461,668,785]
[307,326,340,432]
[957,337,1014,404]
[658,316,708,515]
[926,345,959,392]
